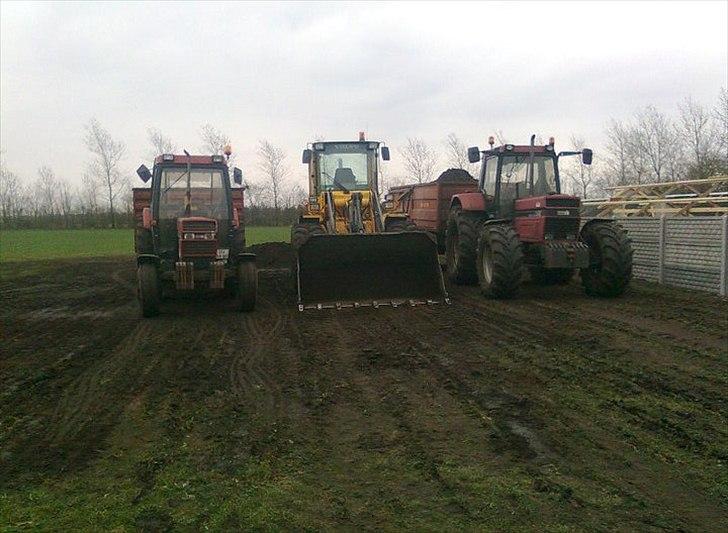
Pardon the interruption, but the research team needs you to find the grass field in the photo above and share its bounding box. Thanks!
[0,227,290,262]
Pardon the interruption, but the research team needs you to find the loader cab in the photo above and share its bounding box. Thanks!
[303,141,387,195]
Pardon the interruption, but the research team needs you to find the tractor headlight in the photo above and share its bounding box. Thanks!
[544,233,554,241]
[184,232,194,240]
[212,155,224,163]
[309,202,320,211]
[162,153,174,161]
[204,233,215,240]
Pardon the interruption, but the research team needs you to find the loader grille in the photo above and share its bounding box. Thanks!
[179,239,218,258]
[180,219,217,233]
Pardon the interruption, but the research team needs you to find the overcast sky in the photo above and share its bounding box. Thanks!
[1,0,726,188]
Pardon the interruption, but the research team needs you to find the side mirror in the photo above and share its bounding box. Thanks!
[582,148,593,165]
[381,146,390,161]
[233,167,243,185]
[467,147,481,164]
[136,164,152,183]
[302,149,312,164]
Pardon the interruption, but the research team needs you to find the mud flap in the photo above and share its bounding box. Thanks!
[296,232,449,310]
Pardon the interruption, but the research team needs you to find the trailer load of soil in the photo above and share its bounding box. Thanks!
[434,168,476,183]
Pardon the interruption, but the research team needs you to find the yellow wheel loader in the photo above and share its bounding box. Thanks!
[292,135,448,310]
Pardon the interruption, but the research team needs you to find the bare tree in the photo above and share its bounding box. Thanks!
[0,159,22,224]
[84,118,126,227]
[147,127,176,159]
[443,132,476,172]
[632,106,682,182]
[400,137,438,183]
[257,140,288,223]
[678,97,717,179]
[200,124,231,155]
[81,173,100,215]
[714,87,728,164]
[562,136,595,198]
[58,180,74,228]
[36,166,57,216]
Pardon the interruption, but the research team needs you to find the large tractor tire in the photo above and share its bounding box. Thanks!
[237,261,257,312]
[580,221,632,297]
[445,207,480,285]
[530,267,575,285]
[137,263,160,317]
[291,222,325,249]
[386,219,420,232]
[476,224,524,298]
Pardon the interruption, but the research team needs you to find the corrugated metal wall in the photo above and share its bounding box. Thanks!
[617,216,728,296]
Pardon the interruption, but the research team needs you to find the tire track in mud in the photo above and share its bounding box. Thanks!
[227,296,286,415]
[49,321,160,444]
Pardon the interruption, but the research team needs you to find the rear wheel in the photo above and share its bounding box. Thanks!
[476,224,524,298]
[237,261,257,312]
[580,222,632,297]
[445,207,480,285]
[530,267,575,285]
[137,263,160,317]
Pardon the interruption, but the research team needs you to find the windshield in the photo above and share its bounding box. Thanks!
[499,155,557,202]
[317,143,371,191]
[159,167,228,219]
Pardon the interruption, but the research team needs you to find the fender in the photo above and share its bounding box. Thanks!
[136,254,160,267]
[237,252,256,263]
[580,217,615,235]
[451,192,487,212]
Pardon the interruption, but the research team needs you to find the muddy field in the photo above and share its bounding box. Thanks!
[1,244,727,531]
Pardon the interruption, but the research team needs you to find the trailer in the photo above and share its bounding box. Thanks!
[384,169,478,252]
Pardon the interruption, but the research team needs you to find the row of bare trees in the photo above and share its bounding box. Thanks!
[390,89,727,199]
[1,89,725,228]
[0,120,307,229]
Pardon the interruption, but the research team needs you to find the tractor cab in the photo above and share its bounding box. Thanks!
[467,136,592,218]
[136,154,244,263]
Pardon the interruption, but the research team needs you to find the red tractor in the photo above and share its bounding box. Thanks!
[389,136,632,298]
[133,151,257,316]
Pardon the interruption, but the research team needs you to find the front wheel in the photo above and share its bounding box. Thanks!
[445,207,479,285]
[237,261,257,312]
[137,263,160,317]
[476,224,524,298]
[580,222,632,297]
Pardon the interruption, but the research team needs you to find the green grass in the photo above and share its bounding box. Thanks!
[0,227,290,262]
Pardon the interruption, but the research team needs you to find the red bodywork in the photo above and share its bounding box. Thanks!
[177,217,219,259]
[389,179,478,246]
[451,191,489,212]
[513,194,581,243]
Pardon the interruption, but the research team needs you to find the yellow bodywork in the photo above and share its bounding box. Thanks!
[293,140,448,310]
[301,190,378,234]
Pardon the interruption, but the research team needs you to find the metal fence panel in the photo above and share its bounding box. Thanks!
[617,216,728,296]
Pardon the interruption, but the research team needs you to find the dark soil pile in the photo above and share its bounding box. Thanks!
[248,241,294,268]
[434,168,476,183]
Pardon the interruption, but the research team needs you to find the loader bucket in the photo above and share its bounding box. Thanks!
[296,231,449,310]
